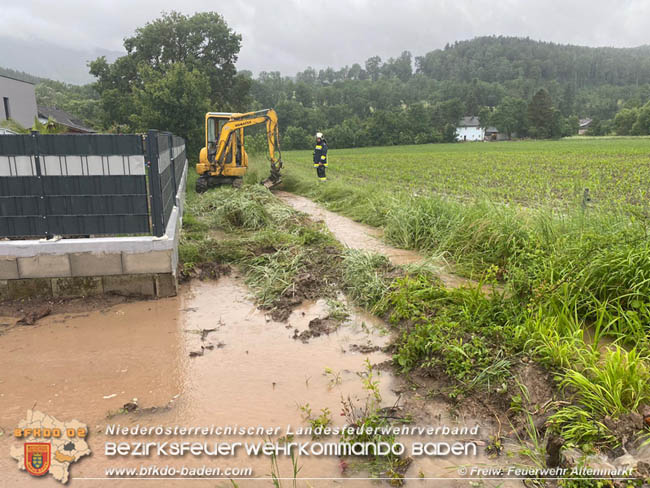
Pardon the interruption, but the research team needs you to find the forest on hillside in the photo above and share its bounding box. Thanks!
[4,14,650,152]
[249,37,650,148]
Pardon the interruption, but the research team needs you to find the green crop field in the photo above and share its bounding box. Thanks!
[278,137,650,210]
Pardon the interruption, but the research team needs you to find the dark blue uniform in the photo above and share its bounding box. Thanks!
[313,139,328,181]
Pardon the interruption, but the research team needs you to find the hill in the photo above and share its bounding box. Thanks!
[416,36,650,87]
[251,36,650,147]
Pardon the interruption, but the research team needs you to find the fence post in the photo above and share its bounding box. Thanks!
[31,130,50,238]
[168,133,177,196]
[147,130,165,237]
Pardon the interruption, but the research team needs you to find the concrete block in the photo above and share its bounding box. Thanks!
[18,254,71,278]
[52,277,103,297]
[0,280,9,300]
[122,250,172,274]
[70,252,123,276]
[7,278,53,299]
[103,274,155,297]
[0,258,19,280]
[155,274,177,297]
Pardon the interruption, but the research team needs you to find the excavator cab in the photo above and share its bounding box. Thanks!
[196,110,283,193]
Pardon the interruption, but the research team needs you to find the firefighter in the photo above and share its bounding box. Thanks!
[313,132,328,181]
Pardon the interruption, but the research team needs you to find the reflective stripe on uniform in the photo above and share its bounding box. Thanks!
[315,145,322,149]
[319,177,327,180]
[314,163,319,167]
[320,155,326,159]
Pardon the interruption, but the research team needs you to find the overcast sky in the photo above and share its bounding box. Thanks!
[1,0,649,83]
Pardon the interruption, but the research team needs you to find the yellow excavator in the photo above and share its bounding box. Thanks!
[195,109,283,192]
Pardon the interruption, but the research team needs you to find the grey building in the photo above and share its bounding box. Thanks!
[0,75,37,128]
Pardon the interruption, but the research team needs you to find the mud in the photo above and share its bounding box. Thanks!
[16,306,51,325]
[275,191,474,289]
[0,277,522,487]
[293,316,340,342]
[604,412,644,446]
[266,246,343,322]
[0,293,142,321]
[179,261,231,282]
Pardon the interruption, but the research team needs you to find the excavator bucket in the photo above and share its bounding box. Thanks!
[262,178,280,189]
[262,161,283,189]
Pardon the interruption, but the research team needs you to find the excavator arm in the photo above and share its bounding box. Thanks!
[196,109,283,192]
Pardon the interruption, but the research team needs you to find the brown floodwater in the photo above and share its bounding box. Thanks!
[0,277,522,487]
[274,191,474,289]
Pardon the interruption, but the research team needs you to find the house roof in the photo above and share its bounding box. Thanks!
[485,126,498,133]
[579,118,592,128]
[458,116,480,127]
[37,106,96,133]
[0,73,35,85]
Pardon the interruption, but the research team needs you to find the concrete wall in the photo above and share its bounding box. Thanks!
[0,164,187,300]
[0,75,37,128]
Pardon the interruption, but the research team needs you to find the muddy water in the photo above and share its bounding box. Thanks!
[0,278,519,487]
[275,191,473,289]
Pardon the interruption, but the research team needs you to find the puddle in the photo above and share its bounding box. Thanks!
[0,277,519,486]
[275,191,474,289]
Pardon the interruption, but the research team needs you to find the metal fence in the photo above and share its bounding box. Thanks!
[146,131,187,237]
[0,131,187,239]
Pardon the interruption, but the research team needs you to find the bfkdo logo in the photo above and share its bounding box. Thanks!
[11,410,91,484]
[25,443,51,476]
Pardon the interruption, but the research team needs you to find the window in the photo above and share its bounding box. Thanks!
[2,97,9,120]
[207,117,216,146]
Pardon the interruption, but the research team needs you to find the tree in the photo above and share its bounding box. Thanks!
[121,11,243,106]
[631,102,650,135]
[615,108,639,135]
[442,123,457,143]
[559,83,575,117]
[282,126,311,149]
[566,115,580,135]
[492,97,528,138]
[387,51,413,82]
[527,89,555,138]
[296,67,317,84]
[365,56,382,81]
[348,63,362,81]
[477,106,492,129]
[130,63,211,157]
[34,81,102,129]
[89,11,248,145]
[586,117,604,136]
[89,55,138,127]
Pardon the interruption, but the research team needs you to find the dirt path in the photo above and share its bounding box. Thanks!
[274,191,473,289]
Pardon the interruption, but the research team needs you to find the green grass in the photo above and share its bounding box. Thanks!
[180,171,342,311]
